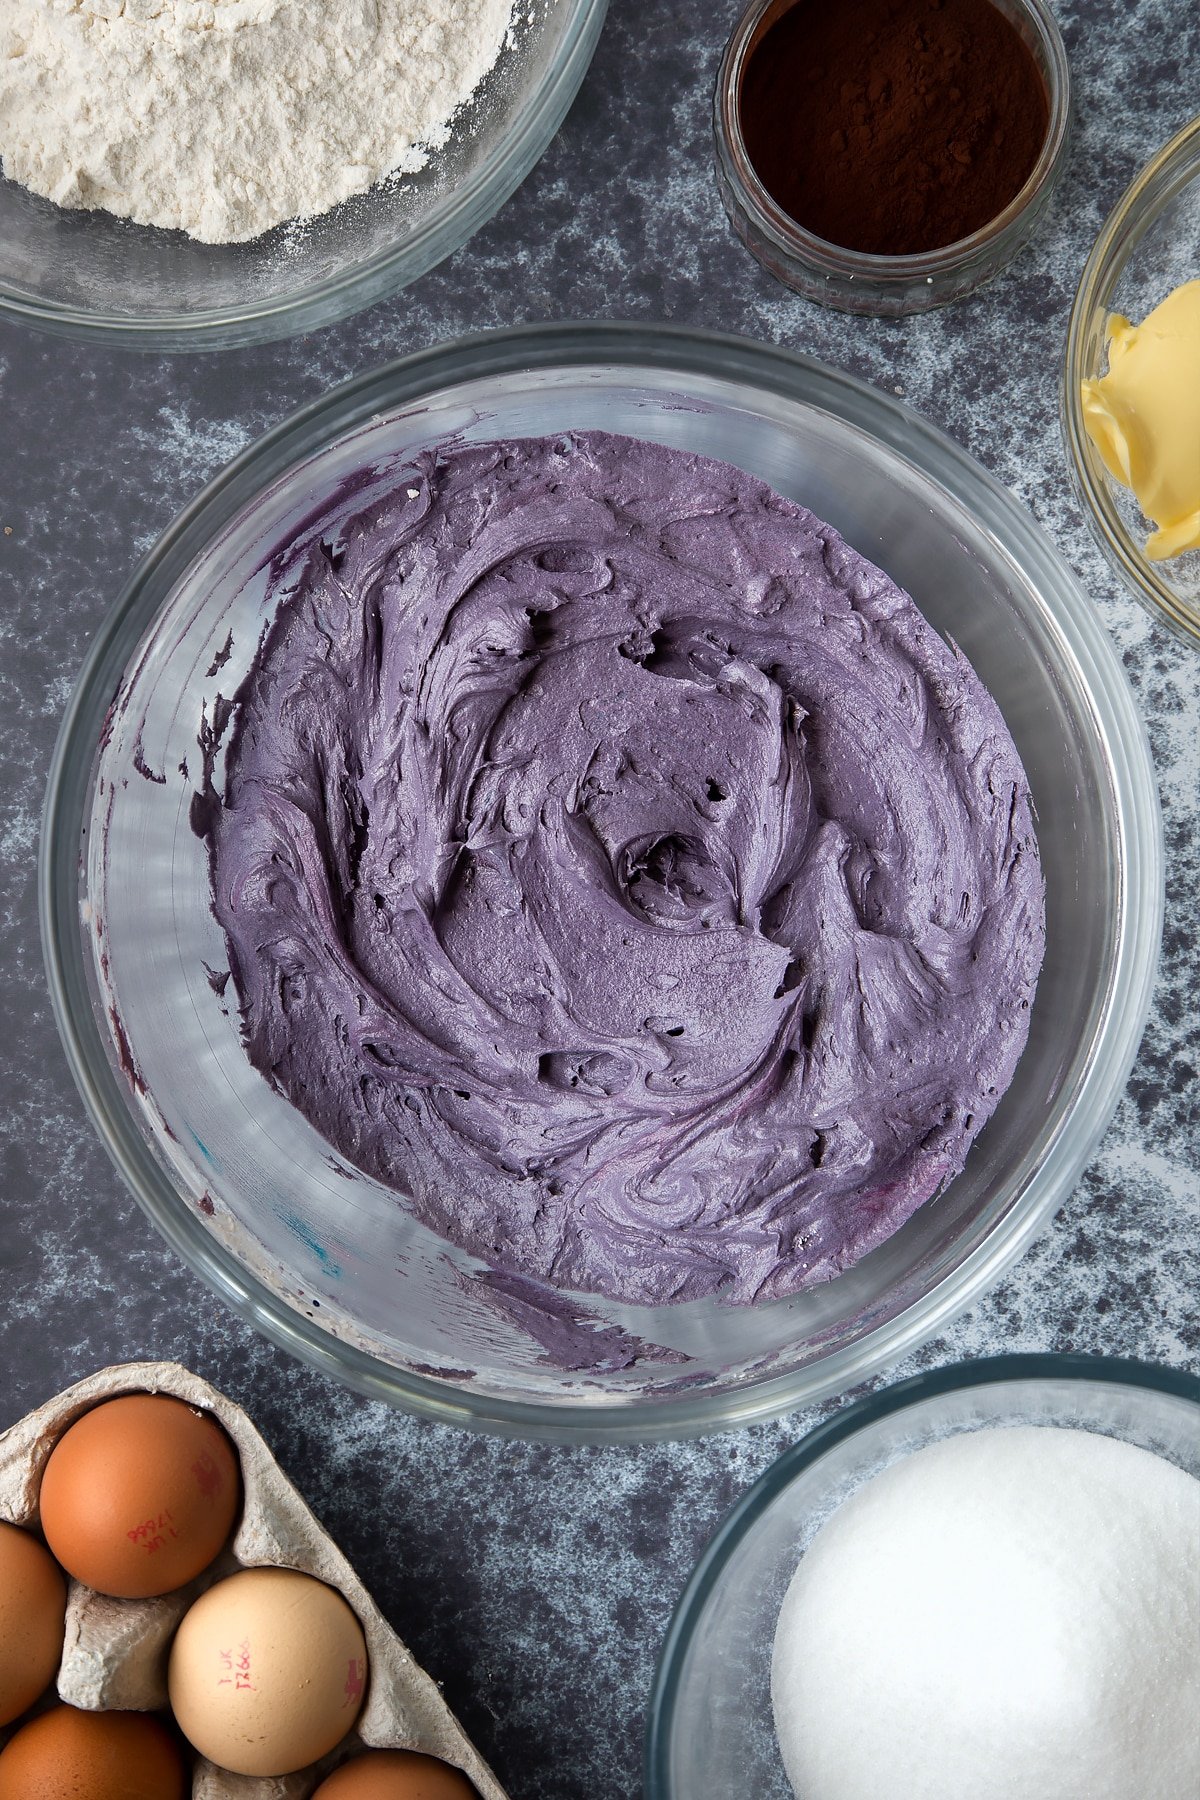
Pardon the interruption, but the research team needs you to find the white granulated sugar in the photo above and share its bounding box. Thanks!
[0,0,515,243]
[771,1426,1200,1800]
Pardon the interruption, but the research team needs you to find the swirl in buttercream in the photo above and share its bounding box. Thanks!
[201,432,1044,1305]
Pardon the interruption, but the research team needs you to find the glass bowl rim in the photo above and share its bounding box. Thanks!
[1061,113,1200,644]
[0,0,607,350]
[714,0,1071,283]
[644,1350,1200,1798]
[40,320,1163,1442]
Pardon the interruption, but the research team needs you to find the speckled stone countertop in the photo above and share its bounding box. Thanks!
[1,3,1197,1796]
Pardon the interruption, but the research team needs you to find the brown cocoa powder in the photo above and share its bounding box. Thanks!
[740,0,1050,256]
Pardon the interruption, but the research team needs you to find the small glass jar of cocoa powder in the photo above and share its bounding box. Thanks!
[715,0,1070,316]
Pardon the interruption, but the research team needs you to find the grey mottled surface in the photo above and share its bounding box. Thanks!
[1,3,1198,1797]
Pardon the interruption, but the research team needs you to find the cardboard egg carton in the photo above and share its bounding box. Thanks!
[0,1362,508,1800]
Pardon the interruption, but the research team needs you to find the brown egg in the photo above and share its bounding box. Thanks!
[0,1521,66,1726]
[0,1704,187,1800]
[168,1566,368,1776]
[39,1392,241,1598]
[313,1750,479,1798]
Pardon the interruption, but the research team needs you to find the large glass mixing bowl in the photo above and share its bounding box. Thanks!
[645,1355,1200,1798]
[40,325,1163,1440]
[0,1,606,350]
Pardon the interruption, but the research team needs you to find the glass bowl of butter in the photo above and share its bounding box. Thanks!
[1063,115,1200,645]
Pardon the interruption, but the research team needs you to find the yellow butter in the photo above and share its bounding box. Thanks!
[1080,278,1200,561]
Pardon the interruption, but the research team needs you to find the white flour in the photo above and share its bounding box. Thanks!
[0,0,515,243]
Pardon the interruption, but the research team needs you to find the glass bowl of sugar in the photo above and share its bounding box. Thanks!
[0,0,606,351]
[646,1353,1200,1799]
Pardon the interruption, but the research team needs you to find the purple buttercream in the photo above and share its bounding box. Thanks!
[201,431,1045,1306]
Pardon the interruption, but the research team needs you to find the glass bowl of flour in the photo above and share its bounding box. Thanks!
[646,1354,1200,1798]
[0,0,606,350]
[41,324,1161,1439]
